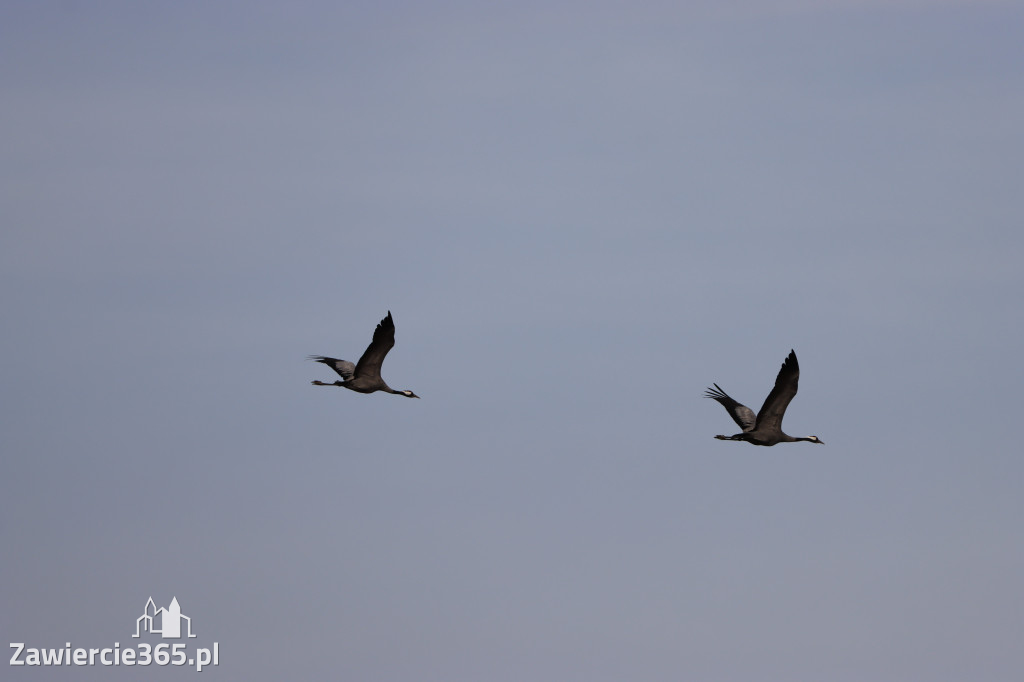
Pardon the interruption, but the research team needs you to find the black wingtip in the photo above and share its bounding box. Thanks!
[704,384,726,400]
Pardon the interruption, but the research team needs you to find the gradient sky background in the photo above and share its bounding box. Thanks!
[2,2,1022,680]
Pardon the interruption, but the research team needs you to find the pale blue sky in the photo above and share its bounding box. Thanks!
[2,2,1022,680]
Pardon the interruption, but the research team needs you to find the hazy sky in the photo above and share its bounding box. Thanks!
[2,2,1022,680]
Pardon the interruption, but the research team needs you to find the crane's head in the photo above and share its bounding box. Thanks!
[399,390,420,399]
[805,436,824,444]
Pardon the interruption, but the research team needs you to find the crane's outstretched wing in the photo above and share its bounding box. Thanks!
[353,311,396,380]
[754,350,799,433]
[704,384,756,431]
[309,356,355,381]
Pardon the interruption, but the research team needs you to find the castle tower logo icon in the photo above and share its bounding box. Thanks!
[132,597,196,639]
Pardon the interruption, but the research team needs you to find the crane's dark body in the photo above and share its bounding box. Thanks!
[310,311,419,398]
[705,350,822,446]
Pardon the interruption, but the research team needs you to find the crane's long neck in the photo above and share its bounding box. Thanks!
[789,435,823,444]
